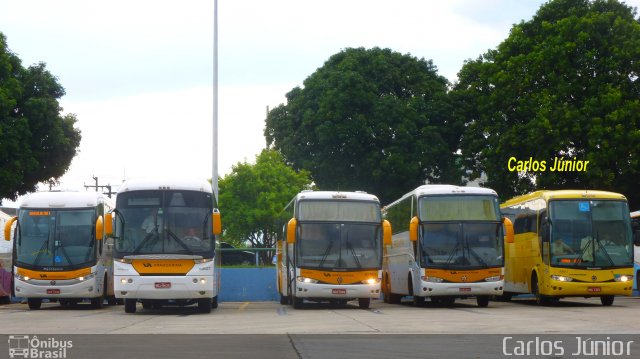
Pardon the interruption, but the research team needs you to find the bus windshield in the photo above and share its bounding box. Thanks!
[419,195,503,269]
[16,209,96,268]
[550,200,633,268]
[296,222,382,270]
[114,190,214,258]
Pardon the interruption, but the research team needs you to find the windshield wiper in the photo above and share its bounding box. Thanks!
[443,240,462,268]
[593,233,615,266]
[33,239,50,266]
[55,244,73,266]
[166,229,194,254]
[318,239,335,268]
[346,240,362,269]
[468,248,488,267]
[133,231,158,254]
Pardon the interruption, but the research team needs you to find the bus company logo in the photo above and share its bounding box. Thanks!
[337,277,343,284]
[591,275,597,281]
[8,335,73,358]
[323,273,331,277]
[143,263,153,268]
[460,276,468,282]
[39,274,48,279]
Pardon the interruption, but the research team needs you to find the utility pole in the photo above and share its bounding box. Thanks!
[84,176,116,198]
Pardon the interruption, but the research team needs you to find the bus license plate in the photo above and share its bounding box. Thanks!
[459,288,471,292]
[46,289,60,294]
[332,289,346,295]
[155,282,171,289]
[587,287,601,292]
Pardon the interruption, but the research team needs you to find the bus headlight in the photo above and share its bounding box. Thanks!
[484,275,503,282]
[421,276,443,283]
[78,272,97,281]
[551,275,573,282]
[361,278,380,285]
[15,273,31,281]
[296,276,318,284]
[614,275,632,282]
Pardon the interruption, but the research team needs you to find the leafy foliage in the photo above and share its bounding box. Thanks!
[218,149,313,256]
[0,33,81,202]
[454,0,640,207]
[265,47,462,205]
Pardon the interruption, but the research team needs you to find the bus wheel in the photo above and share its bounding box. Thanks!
[124,299,137,313]
[358,298,371,309]
[141,300,153,310]
[211,296,218,309]
[198,298,212,313]
[532,275,551,306]
[600,296,614,306]
[476,296,490,308]
[28,298,42,310]
[292,296,304,309]
[279,294,289,305]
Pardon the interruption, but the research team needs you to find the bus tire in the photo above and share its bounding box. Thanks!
[124,299,137,313]
[600,295,614,306]
[476,295,490,307]
[279,294,289,305]
[211,296,218,309]
[358,298,371,309]
[292,296,303,309]
[28,298,42,310]
[532,274,548,306]
[198,298,212,313]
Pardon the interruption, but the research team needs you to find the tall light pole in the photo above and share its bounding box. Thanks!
[212,0,219,202]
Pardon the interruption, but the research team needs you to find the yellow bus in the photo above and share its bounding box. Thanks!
[106,179,222,313]
[382,185,513,307]
[501,190,635,305]
[4,191,115,309]
[277,191,391,309]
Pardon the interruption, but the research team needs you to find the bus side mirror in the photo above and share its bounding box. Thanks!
[95,215,104,241]
[4,217,17,241]
[409,216,419,242]
[503,217,514,244]
[382,220,392,246]
[212,210,222,236]
[104,213,113,236]
[287,218,297,244]
[541,217,551,243]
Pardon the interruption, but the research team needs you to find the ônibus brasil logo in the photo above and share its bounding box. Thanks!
[8,335,72,358]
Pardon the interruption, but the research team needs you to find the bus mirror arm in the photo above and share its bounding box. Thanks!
[4,217,17,241]
[633,230,640,247]
[502,217,514,244]
[287,218,297,244]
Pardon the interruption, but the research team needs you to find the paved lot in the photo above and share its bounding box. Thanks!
[1,296,639,335]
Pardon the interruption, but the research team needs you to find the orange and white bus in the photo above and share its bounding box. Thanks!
[501,190,635,305]
[106,179,221,313]
[277,191,391,309]
[382,185,512,307]
[4,191,115,309]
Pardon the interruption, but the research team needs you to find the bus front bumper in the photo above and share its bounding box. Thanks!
[14,277,102,299]
[417,280,504,297]
[114,275,214,300]
[544,279,633,297]
[294,282,381,299]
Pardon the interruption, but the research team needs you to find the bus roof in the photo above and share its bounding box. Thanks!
[294,191,379,203]
[118,179,213,194]
[19,191,111,209]
[501,190,627,207]
[385,185,497,207]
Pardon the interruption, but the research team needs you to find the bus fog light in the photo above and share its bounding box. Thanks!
[128,278,133,283]
[121,279,127,284]
[88,287,93,292]
[120,291,128,295]
[200,279,206,284]
[193,278,198,283]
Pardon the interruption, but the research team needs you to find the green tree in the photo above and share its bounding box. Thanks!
[0,33,81,203]
[265,47,462,205]
[218,149,313,261]
[455,0,640,207]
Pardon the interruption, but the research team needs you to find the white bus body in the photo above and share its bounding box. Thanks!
[108,179,221,313]
[383,185,511,307]
[4,191,115,309]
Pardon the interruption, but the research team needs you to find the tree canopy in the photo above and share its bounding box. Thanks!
[265,47,462,205]
[0,33,81,203]
[454,0,640,207]
[218,149,313,255]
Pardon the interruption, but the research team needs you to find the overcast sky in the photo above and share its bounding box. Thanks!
[1,0,639,205]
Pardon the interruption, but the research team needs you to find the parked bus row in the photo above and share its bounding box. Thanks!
[3,181,638,313]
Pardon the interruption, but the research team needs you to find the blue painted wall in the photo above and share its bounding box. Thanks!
[219,268,278,302]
